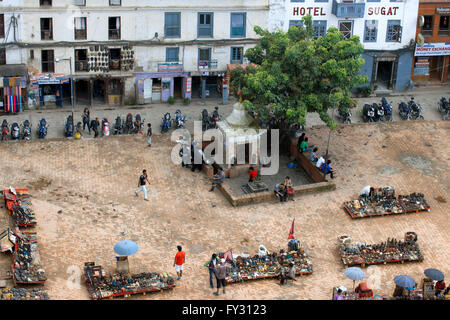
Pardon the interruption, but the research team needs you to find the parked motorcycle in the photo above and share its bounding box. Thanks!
[362,104,375,122]
[373,103,385,122]
[437,96,450,120]
[1,119,9,141]
[381,97,393,121]
[173,109,186,129]
[64,115,74,137]
[37,118,48,139]
[22,120,31,141]
[125,113,134,134]
[113,116,123,135]
[102,118,110,136]
[338,108,352,124]
[161,112,172,133]
[210,106,221,129]
[134,114,144,134]
[410,104,424,120]
[398,101,411,120]
[11,122,20,140]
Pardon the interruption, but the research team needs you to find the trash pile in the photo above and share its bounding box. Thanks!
[338,232,424,267]
[13,231,47,284]
[344,187,430,219]
[84,262,176,300]
[0,288,50,300]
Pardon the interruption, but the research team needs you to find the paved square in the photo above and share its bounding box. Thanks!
[0,120,448,300]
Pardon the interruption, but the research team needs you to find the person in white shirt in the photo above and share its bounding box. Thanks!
[360,186,371,197]
[316,156,325,169]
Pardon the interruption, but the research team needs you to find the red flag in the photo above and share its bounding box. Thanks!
[288,218,295,239]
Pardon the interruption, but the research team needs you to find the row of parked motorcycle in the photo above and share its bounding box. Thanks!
[159,106,221,133]
[1,119,44,141]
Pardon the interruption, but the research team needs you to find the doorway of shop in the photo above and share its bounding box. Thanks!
[93,79,105,104]
[429,56,444,81]
[174,77,182,99]
[75,80,90,106]
[375,61,394,90]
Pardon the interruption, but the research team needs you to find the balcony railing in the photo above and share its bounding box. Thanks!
[108,29,121,40]
[198,59,218,70]
[332,0,365,18]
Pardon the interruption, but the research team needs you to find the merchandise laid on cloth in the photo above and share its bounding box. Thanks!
[0,227,17,253]
[209,242,313,285]
[3,188,37,227]
[0,287,50,300]
[338,232,423,267]
[84,262,176,300]
[344,187,430,219]
[12,231,47,284]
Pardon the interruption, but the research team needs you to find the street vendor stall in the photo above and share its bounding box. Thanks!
[3,188,37,227]
[12,230,47,284]
[338,232,424,267]
[84,262,176,300]
[0,287,50,300]
[210,243,313,285]
[343,187,430,219]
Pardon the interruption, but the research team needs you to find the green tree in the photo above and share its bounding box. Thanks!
[231,15,368,131]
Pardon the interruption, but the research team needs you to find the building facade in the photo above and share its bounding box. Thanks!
[412,0,450,84]
[0,0,269,109]
[270,0,419,92]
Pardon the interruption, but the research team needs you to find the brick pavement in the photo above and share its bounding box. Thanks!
[0,120,448,300]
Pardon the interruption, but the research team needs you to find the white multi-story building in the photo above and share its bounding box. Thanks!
[0,0,268,110]
[269,0,419,92]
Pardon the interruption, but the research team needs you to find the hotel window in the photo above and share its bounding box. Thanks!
[40,0,52,6]
[0,48,6,65]
[73,0,85,5]
[313,20,327,39]
[166,47,179,62]
[231,47,244,64]
[289,20,304,28]
[198,13,213,38]
[339,21,353,39]
[40,18,53,40]
[41,50,54,73]
[75,49,88,72]
[108,17,121,40]
[74,17,87,40]
[165,13,181,38]
[364,20,378,42]
[421,15,433,37]
[231,13,246,37]
[438,15,450,36]
[386,20,402,42]
[109,0,121,6]
[0,14,4,38]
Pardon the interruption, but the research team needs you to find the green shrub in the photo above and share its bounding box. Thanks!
[168,96,175,105]
[358,86,372,97]
[183,98,190,105]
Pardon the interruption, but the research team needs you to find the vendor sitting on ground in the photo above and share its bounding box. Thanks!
[274,183,287,202]
[360,186,375,200]
[248,167,258,183]
[435,280,446,296]
[334,288,344,300]
[280,262,297,285]
[210,167,226,192]
[355,282,374,299]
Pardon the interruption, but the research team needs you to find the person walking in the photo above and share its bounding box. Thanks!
[135,169,150,201]
[206,253,219,289]
[146,123,152,147]
[82,108,91,134]
[91,117,100,138]
[214,258,228,296]
[173,245,186,280]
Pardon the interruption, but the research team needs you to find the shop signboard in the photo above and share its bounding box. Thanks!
[185,77,192,94]
[415,43,450,56]
[158,62,183,72]
[436,7,450,15]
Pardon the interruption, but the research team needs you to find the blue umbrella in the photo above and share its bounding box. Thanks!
[424,268,444,281]
[345,267,365,289]
[394,275,416,288]
[114,240,139,256]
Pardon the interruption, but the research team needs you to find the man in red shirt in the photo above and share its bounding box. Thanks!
[173,245,186,280]
[248,167,258,182]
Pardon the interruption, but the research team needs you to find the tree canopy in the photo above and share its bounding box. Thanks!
[231,15,369,129]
